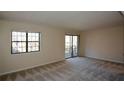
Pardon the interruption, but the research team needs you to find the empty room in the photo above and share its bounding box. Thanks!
[0,11,124,81]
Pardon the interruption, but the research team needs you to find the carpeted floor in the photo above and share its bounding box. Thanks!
[0,57,124,81]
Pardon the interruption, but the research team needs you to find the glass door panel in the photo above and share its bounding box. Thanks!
[65,35,72,58]
[73,36,78,57]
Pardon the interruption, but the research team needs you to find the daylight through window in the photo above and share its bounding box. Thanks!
[12,31,40,54]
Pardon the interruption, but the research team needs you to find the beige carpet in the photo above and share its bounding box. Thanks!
[0,57,124,81]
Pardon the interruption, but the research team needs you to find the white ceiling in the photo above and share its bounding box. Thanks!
[0,11,123,31]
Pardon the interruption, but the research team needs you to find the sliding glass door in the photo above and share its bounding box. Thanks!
[73,36,78,57]
[65,35,72,58]
[65,35,79,58]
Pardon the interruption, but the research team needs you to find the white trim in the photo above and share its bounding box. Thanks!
[0,58,65,76]
[82,56,124,64]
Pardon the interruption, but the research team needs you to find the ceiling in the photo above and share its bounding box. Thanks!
[0,11,123,31]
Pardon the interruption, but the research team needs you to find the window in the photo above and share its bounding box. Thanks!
[28,33,40,52]
[11,31,40,54]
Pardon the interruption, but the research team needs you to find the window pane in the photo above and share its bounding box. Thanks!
[32,36,35,41]
[12,36,18,41]
[28,42,39,52]
[21,36,26,41]
[22,48,26,52]
[12,42,26,53]
[12,32,18,41]
[17,32,21,36]
[12,32,26,41]
[35,37,39,41]
[12,32,17,36]
[28,32,39,41]
[28,33,31,41]
[12,47,18,53]
[32,47,36,51]
[21,32,26,36]
[32,33,36,36]
[36,33,39,37]
[35,47,39,51]
[21,32,26,41]
[35,42,39,46]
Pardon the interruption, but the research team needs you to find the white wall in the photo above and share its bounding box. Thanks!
[80,25,124,63]
[0,20,66,75]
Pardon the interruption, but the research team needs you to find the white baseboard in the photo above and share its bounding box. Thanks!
[0,58,65,76]
[82,56,124,64]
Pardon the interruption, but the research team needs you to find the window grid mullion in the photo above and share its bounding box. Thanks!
[11,31,40,54]
[26,33,28,52]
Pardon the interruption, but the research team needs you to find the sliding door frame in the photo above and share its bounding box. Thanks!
[65,34,80,59]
